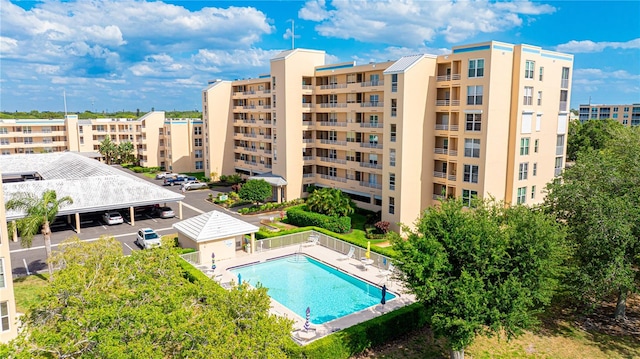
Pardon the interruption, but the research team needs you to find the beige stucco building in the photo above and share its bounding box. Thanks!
[0,112,205,173]
[578,103,640,126]
[202,41,574,231]
[0,170,18,342]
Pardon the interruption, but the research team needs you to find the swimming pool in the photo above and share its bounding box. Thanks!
[229,254,395,324]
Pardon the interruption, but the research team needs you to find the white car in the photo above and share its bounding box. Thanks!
[102,211,124,225]
[135,228,161,249]
[181,180,208,191]
[155,172,178,179]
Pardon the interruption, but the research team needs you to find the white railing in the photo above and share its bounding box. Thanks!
[359,162,382,169]
[435,124,449,130]
[320,83,347,90]
[433,171,446,178]
[319,157,347,164]
[434,148,448,155]
[359,122,383,128]
[361,81,384,87]
[359,181,382,189]
[320,174,348,183]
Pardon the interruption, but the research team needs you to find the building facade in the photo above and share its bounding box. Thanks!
[578,104,640,126]
[202,41,573,230]
[0,112,204,173]
[0,169,18,342]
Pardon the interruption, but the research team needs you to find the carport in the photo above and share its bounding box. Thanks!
[1,152,185,239]
[172,210,259,268]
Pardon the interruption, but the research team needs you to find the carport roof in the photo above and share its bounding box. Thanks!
[248,172,287,186]
[1,152,184,221]
[173,210,259,242]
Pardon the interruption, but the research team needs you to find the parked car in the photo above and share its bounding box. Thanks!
[181,180,208,191]
[135,228,161,249]
[102,211,124,225]
[155,172,178,179]
[164,175,196,186]
[153,206,175,218]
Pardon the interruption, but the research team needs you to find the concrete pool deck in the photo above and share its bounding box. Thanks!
[204,243,416,344]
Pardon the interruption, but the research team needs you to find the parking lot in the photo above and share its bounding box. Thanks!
[8,168,260,276]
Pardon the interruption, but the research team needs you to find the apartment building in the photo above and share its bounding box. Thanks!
[203,41,573,230]
[578,104,640,126]
[0,112,204,173]
[0,170,18,342]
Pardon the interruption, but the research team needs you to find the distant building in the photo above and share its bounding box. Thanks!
[0,113,204,173]
[578,104,640,126]
[202,41,574,231]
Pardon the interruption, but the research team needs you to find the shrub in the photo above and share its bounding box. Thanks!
[219,174,228,183]
[286,206,351,233]
[374,221,390,234]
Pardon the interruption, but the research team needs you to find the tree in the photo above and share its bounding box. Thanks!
[306,187,355,217]
[98,137,117,164]
[392,199,567,359]
[546,126,640,319]
[566,118,623,161]
[238,179,273,204]
[7,237,293,358]
[5,190,73,281]
[116,141,135,164]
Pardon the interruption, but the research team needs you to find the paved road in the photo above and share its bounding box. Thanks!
[8,167,266,277]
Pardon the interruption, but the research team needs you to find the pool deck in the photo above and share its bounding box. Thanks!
[204,243,416,344]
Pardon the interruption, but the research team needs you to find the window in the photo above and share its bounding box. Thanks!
[272,76,276,89]
[0,301,8,332]
[346,131,355,142]
[525,60,535,79]
[519,162,529,180]
[462,189,478,207]
[2,150,9,155]
[369,134,378,146]
[391,74,398,92]
[23,137,33,144]
[329,167,337,177]
[463,165,479,183]
[464,138,481,158]
[0,258,4,288]
[195,150,203,158]
[556,135,565,155]
[0,128,6,134]
[561,67,570,88]
[523,86,533,105]
[467,85,483,105]
[389,148,396,166]
[346,150,355,162]
[536,113,542,131]
[160,150,165,158]
[370,74,380,86]
[517,187,527,204]
[468,59,484,78]
[531,185,536,199]
[534,139,539,153]
[533,163,537,176]
[194,138,202,147]
[369,153,378,165]
[465,113,482,131]
[520,138,530,155]
[390,124,397,142]
[194,127,202,135]
[389,173,396,190]
[391,99,397,117]
[559,90,568,111]
[369,94,379,105]
[195,161,203,170]
[369,115,379,126]
[389,197,395,214]
[537,91,542,106]
[554,157,563,176]
[539,66,544,81]
[329,130,337,141]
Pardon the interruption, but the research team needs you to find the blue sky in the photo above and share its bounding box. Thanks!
[1,0,638,113]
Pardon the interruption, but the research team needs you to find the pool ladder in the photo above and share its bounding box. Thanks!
[287,244,306,263]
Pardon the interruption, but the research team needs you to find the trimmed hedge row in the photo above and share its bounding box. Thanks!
[286,303,429,358]
[286,206,351,233]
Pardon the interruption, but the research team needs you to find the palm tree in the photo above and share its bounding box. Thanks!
[306,188,354,217]
[6,190,73,281]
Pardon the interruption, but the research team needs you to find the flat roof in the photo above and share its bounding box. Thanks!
[1,152,184,220]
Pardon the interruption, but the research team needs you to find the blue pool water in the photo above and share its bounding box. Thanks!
[229,255,395,324]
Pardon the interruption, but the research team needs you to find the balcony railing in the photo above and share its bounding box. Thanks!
[302,103,312,108]
[360,142,382,149]
[359,181,382,189]
[436,74,461,82]
[433,171,446,178]
[243,105,256,110]
[318,121,347,127]
[320,83,347,90]
[303,156,314,161]
[361,81,384,87]
[448,175,457,181]
[242,119,256,124]
[320,103,348,108]
[319,157,347,165]
[359,122,383,128]
[436,100,461,106]
[360,102,384,108]
[302,138,314,143]
[433,194,445,200]
[320,174,347,183]
[359,162,382,169]
[434,148,448,155]
[302,85,313,90]
[303,173,315,178]
[435,124,449,130]
[319,139,347,146]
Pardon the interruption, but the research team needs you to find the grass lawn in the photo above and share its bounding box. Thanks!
[13,274,49,313]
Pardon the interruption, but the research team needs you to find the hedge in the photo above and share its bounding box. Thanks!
[286,206,351,233]
[286,303,429,358]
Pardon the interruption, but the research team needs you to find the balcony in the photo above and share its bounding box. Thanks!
[303,156,315,161]
[244,133,257,138]
[360,142,382,149]
[434,148,448,155]
[317,121,347,127]
[433,171,446,178]
[319,157,347,165]
[448,174,457,181]
[436,100,461,106]
[359,122,383,128]
[243,105,256,110]
[361,81,384,87]
[302,85,313,90]
[360,102,384,108]
[320,174,347,183]
[302,138,314,144]
[303,173,315,178]
[319,83,347,90]
[242,119,256,124]
[319,139,347,146]
[319,103,348,109]
[432,194,445,200]
[359,162,382,170]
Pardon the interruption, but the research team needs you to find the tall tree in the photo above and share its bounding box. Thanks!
[98,137,117,164]
[566,118,623,161]
[392,199,567,359]
[116,141,135,164]
[546,126,640,319]
[8,237,293,358]
[238,179,273,204]
[306,187,355,217]
[5,190,73,281]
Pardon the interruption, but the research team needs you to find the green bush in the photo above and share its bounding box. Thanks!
[237,199,305,215]
[286,206,351,233]
[130,166,144,173]
[286,303,429,358]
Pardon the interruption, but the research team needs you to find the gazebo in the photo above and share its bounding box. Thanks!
[172,210,259,267]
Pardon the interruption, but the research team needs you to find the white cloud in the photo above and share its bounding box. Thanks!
[555,38,640,53]
[571,68,640,103]
[298,0,555,46]
[0,36,18,54]
[192,48,281,74]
